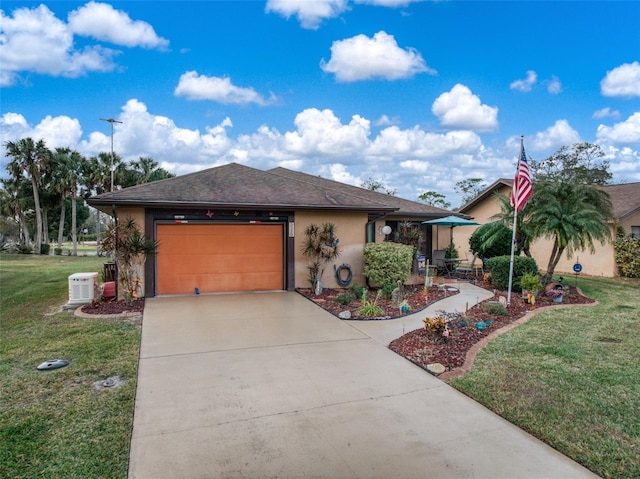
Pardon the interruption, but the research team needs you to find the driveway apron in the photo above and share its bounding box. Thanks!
[129,291,598,479]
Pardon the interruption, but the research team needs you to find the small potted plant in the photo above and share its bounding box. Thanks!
[520,272,542,301]
[546,287,564,303]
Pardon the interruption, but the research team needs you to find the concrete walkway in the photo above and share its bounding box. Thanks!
[345,280,494,346]
[128,289,599,479]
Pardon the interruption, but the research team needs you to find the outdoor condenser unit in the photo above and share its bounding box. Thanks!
[68,272,99,304]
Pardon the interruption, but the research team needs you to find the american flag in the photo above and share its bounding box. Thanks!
[510,141,532,212]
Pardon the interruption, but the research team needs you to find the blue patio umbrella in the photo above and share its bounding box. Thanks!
[423,215,479,249]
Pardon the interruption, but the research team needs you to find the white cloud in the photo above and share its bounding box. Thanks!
[374,115,400,127]
[320,31,434,82]
[326,163,361,186]
[601,62,640,98]
[3,102,639,207]
[0,113,82,153]
[265,0,348,30]
[0,4,117,86]
[510,70,537,92]
[597,113,640,144]
[547,75,562,94]
[592,107,620,119]
[68,2,168,49]
[174,71,277,105]
[284,108,371,156]
[33,116,83,149]
[431,84,498,132]
[368,126,482,159]
[530,119,581,150]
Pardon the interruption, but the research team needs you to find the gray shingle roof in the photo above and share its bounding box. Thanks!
[268,167,453,218]
[88,163,396,212]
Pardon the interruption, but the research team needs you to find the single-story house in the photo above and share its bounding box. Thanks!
[88,163,458,297]
[454,179,640,277]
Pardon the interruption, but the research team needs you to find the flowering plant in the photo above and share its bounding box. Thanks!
[546,288,564,298]
[423,316,451,341]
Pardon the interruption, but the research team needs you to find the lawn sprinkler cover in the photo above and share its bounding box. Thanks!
[37,359,69,371]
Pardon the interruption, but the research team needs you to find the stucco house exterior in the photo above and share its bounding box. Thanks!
[454,179,640,278]
[88,163,456,297]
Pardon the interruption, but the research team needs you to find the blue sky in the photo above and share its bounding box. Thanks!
[1,0,639,207]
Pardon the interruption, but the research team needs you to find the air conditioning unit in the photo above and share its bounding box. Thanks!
[68,272,99,304]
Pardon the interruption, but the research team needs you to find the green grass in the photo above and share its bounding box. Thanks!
[0,254,140,478]
[450,276,640,479]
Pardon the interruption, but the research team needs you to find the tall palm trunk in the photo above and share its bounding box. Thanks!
[71,189,78,256]
[30,177,43,254]
[57,193,67,248]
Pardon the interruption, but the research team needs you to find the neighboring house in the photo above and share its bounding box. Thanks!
[87,163,454,297]
[456,179,640,278]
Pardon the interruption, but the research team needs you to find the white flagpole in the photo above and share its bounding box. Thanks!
[506,136,523,305]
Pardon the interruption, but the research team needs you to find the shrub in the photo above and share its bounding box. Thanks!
[334,290,355,306]
[363,242,414,294]
[485,255,538,291]
[40,243,51,255]
[483,301,507,316]
[614,232,640,278]
[19,244,33,254]
[469,222,513,259]
[356,289,385,317]
[348,282,366,299]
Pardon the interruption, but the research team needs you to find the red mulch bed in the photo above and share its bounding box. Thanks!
[80,298,145,315]
[299,281,595,374]
[297,284,459,320]
[389,283,595,373]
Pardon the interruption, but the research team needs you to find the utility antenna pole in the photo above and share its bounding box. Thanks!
[100,118,123,192]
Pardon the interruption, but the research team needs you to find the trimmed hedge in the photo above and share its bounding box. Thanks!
[363,242,414,294]
[486,255,538,291]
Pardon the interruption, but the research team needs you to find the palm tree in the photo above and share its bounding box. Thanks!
[4,138,51,254]
[490,192,536,257]
[50,148,86,254]
[0,178,31,246]
[528,181,614,284]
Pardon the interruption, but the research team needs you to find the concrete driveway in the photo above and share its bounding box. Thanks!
[129,291,598,479]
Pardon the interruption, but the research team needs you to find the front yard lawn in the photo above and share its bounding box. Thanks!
[450,276,640,479]
[0,255,141,479]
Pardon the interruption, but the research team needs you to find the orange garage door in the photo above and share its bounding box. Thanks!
[156,223,284,295]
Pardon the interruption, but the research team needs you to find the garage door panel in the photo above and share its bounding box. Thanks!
[156,224,284,295]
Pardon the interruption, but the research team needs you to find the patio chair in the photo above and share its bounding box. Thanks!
[455,254,482,279]
[432,249,447,276]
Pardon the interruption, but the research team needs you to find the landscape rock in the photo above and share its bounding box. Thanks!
[426,363,446,375]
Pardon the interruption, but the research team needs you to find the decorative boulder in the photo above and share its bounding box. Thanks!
[338,311,352,319]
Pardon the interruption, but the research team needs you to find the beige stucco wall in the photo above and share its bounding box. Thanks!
[455,188,620,278]
[294,211,369,289]
[114,207,146,299]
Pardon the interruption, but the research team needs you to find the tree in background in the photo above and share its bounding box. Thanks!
[529,142,612,185]
[418,190,451,209]
[455,178,487,206]
[0,178,31,246]
[361,177,397,196]
[4,138,50,254]
[50,148,86,255]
